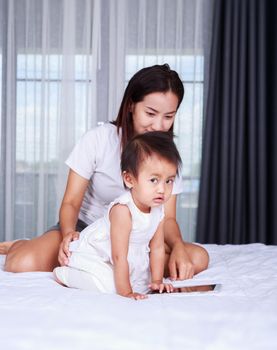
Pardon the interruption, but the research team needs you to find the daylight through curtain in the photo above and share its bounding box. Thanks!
[0,0,213,241]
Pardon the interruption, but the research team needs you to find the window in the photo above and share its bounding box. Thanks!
[1,0,210,241]
[15,54,93,237]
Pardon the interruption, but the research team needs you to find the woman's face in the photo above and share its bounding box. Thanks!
[131,91,179,135]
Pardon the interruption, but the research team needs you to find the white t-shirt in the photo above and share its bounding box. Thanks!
[66,123,183,225]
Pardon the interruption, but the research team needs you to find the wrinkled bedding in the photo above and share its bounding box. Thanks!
[0,243,277,350]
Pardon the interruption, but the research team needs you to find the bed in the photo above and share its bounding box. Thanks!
[0,243,277,350]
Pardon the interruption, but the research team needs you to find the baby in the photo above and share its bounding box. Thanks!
[54,131,182,299]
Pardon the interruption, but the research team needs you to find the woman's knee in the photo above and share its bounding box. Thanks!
[193,244,209,274]
[4,249,38,272]
[184,243,209,274]
[4,230,61,272]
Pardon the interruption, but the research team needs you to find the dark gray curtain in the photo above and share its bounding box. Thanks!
[196,0,277,244]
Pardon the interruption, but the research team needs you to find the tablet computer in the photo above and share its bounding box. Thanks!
[171,284,221,293]
[149,283,221,294]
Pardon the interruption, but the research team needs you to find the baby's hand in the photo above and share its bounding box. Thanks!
[126,292,148,300]
[149,281,174,294]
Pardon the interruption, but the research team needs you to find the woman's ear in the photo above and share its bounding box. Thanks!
[122,171,134,189]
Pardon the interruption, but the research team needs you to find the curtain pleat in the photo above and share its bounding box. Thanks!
[197,0,276,244]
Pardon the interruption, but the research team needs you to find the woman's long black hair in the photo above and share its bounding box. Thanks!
[112,64,184,150]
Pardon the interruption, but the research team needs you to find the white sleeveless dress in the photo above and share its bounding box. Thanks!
[65,191,164,294]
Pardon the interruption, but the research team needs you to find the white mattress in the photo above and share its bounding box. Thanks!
[0,243,277,350]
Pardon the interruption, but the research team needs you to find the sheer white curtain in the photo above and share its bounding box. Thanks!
[0,0,213,241]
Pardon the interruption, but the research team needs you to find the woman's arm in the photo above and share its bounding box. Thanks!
[110,204,147,300]
[164,195,194,280]
[58,169,89,265]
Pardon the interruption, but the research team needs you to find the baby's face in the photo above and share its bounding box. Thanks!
[129,154,177,213]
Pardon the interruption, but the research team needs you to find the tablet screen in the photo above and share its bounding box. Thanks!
[149,284,218,294]
[172,284,217,293]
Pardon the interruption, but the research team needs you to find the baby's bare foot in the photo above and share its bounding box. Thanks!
[0,241,16,255]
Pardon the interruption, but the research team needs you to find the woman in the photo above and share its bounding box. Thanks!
[2,64,209,279]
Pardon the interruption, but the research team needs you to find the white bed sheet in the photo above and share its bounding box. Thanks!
[0,243,277,350]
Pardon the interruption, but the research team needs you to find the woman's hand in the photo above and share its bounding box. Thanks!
[125,292,148,300]
[168,242,195,280]
[58,231,80,266]
[149,281,174,294]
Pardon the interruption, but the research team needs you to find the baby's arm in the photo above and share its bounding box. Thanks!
[149,221,174,293]
[110,204,147,300]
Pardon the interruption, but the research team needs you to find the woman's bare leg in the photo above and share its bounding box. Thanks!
[4,230,62,272]
[0,241,18,255]
[164,242,209,278]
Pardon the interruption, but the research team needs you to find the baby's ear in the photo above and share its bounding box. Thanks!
[122,171,134,189]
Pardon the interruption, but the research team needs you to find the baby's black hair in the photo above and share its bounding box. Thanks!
[121,131,182,178]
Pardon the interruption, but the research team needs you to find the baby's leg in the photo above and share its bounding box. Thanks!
[53,266,100,292]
